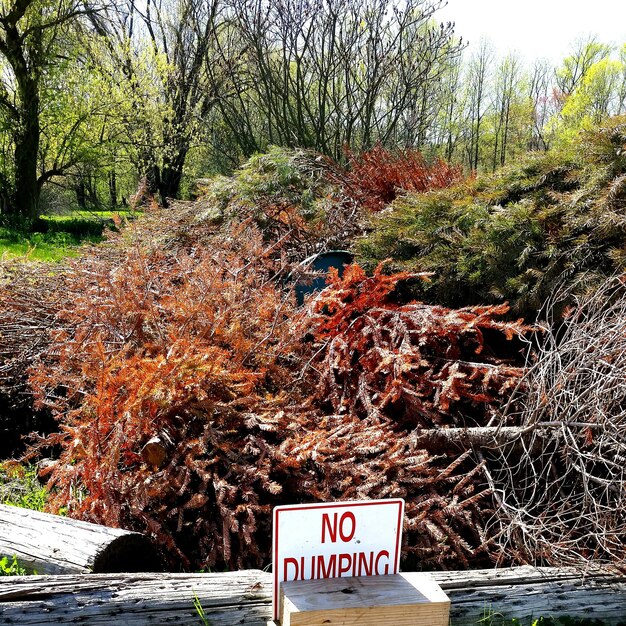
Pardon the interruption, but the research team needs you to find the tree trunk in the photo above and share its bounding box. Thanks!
[0,503,161,574]
[13,127,40,219]
[9,51,41,219]
[159,152,187,202]
[109,170,117,208]
[76,180,87,208]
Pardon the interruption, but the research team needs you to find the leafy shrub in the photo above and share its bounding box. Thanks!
[358,117,626,318]
[32,216,109,238]
[0,463,47,511]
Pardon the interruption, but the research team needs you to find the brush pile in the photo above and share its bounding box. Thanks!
[3,140,626,572]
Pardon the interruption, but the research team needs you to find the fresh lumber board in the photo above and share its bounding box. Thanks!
[1,567,626,625]
[279,573,449,626]
[0,503,161,574]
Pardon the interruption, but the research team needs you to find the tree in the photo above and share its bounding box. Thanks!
[491,53,522,170]
[0,0,105,219]
[464,39,493,170]
[96,0,231,204]
[218,0,463,160]
[555,36,611,99]
[616,44,626,114]
[528,58,556,151]
[432,54,463,161]
[554,56,625,146]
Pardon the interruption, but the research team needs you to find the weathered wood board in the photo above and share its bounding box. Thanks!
[1,566,626,625]
[0,571,272,626]
[0,503,161,574]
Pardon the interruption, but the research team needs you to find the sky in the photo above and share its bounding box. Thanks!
[436,0,626,63]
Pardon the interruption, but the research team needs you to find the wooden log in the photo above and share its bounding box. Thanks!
[436,565,626,625]
[410,424,603,453]
[412,426,534,451]
[1,567,626,625]
[0,571,272,626]
[0,504,161,574]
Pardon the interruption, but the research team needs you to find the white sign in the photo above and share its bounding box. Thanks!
[272,499,405,619]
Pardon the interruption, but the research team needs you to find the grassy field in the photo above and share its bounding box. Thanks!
[0,210,138,262]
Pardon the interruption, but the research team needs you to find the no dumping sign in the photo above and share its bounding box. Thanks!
[272,498,405,619]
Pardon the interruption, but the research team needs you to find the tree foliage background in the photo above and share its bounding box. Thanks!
[0,0,625,219]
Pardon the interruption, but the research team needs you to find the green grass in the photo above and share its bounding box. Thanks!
[0,209,139,261]
[44,209,137,220]
[0,462,47,511]
[0,229,100,261]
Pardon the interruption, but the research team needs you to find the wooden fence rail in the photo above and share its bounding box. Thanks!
[1,566,626,625]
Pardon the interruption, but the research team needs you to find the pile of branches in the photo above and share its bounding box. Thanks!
[26,220,301,569]
[11,145,626,570]
[358,116,626,319]
[198,147,364,262]
[0,261,70,456]
[487,276,626,566]
[0,202,223,457]
[303,263,529,429]
[274,414,495,569]
[22,225,533,570]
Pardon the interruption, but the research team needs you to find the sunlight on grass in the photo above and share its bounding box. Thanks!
[0,462,47,512]
[0,232,96,262]
[0,238,80,262]
[0,210,140,262]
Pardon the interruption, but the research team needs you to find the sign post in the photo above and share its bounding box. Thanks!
[272,499,405,620]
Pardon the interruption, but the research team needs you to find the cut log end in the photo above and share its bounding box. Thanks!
[93,533,162,573]
[141,431,174,468]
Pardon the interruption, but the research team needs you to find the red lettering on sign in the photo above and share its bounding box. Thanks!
[339,512,356,542]
[317,553,336,578]
[283,557,299,581]
[338,553,352,576]
[281,550,392,582]
[375,550,390,575]
[321,511,357,543]
[358,551,373,576]
[321,513,337,543]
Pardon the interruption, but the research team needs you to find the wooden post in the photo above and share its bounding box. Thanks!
[278,573,450,626]
[0,503,161,574]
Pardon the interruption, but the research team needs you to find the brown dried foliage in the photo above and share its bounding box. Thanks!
[330,145,466,212]
[27,221,303,569]
[5,197,533,571]
[274,414,495,568]
[303,263,530,428]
